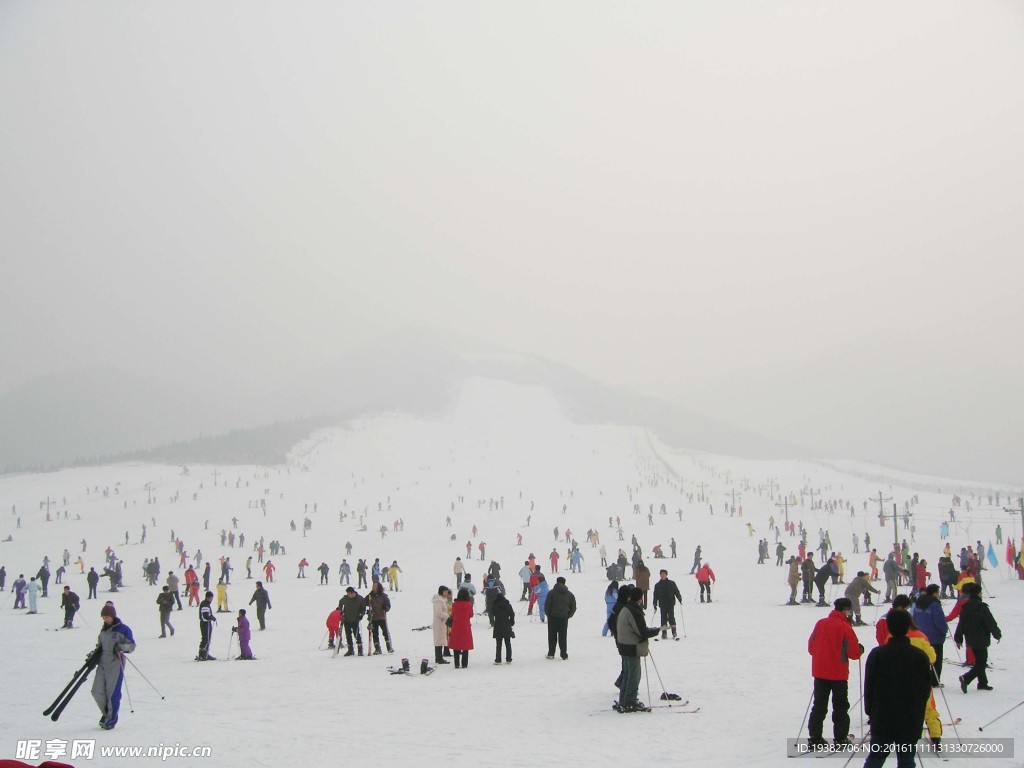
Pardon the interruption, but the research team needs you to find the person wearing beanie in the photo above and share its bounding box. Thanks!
[91,603,136,729]
[844,571,879,626]
[862,609,931,765]
[806,597,864,749]
[232,609,253,660]
[615,586,661,711]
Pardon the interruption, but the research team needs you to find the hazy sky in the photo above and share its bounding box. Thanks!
[2,2,1023,483]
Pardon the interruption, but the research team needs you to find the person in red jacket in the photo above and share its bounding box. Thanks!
[263,561,276,583]
[449,587,475,668]
[326,601,343,650]
[527,565,542,615]
[549,549,560,574]
[297,558,309,579]
[806,597,864,749]
[695,563,716,603]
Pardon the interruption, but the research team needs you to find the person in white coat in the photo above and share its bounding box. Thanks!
[432,586,452,664]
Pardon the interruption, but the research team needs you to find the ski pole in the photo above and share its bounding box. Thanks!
[317,629,328,650]
[225,629,234,661]
[931,665,963,744]
[122,657,165,700]
[978,700,1024,732]
[121,658,134,714]
[646,648,670,698]
[796,689,814,742]
[643,655,652,708]
[857,658,864,737]
[677,600,687,638]
[841,732,870,768]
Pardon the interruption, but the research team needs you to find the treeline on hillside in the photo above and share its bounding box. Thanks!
[1,417,331,474]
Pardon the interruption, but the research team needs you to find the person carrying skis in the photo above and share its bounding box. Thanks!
[651,570,683,640]
[233,609,253,659]
[806,597,863,749]
[695,562,715,603]
[60,586,80,628]
[91,604,136,729]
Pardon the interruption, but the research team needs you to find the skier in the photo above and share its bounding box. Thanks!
[549,549,560,574]
[616,586,660,712]
[449,588,474,668]
[518,561,532,601]
[339,587,365,656]
[156,586,175,638]
[216,578,229,613]
[13,574,27,609]
[263,561,275,583]
[367,581,394,654]
[862,610,932,764]
[543,576,576,660]
[197,591,217,660]
[317,562,329,585]
[297,558,309,579]
[91,604,136,729]
[602,580,619,637]
[806,597,863,749]
[27,576,40,613]
[233,609,253,660]
[954,582,1001,693]
[533,574,550,622]
[60,586,80,628]
[491,590,515,664]
[356,559,367,589]
[651,570,683,640]
[689,546,702,574]
[248,581,272,631]
[432,586,453,665]
[387,561,402,591]
[844,571,879,626]
[527,566,543,616]
[786,557,801,605]
[695,562,715,603]
[326,601,343,650]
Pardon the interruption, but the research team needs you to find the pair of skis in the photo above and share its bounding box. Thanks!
[43,654,98,722]
[594,699,699,715]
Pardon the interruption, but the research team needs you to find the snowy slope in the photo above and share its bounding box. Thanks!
[1,378,1021,768]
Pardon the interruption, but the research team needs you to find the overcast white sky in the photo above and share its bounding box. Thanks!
[1,2,1022,483]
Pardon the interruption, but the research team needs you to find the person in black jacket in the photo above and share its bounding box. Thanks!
[491,592,516,664]
[197,591,217,661]
[651,570,683,640]
[339,587,366,656]
[862,609,931,766]
[543,577,576,660]
[248,581,272,630]
[954,582,1002,692]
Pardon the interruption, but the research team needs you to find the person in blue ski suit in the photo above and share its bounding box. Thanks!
[602,581,619,636]
[533,575,550,622]
[91,603,136,729]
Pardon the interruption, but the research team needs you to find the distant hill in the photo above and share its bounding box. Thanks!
[0,329,802,472]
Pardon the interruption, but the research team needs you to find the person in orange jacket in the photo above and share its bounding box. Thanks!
[806,597,863,748]
[695,563,716,603]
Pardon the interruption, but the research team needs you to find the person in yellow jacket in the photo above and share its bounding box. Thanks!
[876,595,942,745]
[387,561,402,592]
[216,578,230,613]
[834,554,847,583]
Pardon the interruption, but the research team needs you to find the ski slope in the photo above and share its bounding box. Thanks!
[1,378,1021,768]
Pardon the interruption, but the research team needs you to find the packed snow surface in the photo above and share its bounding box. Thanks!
[1,379,1020,767]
